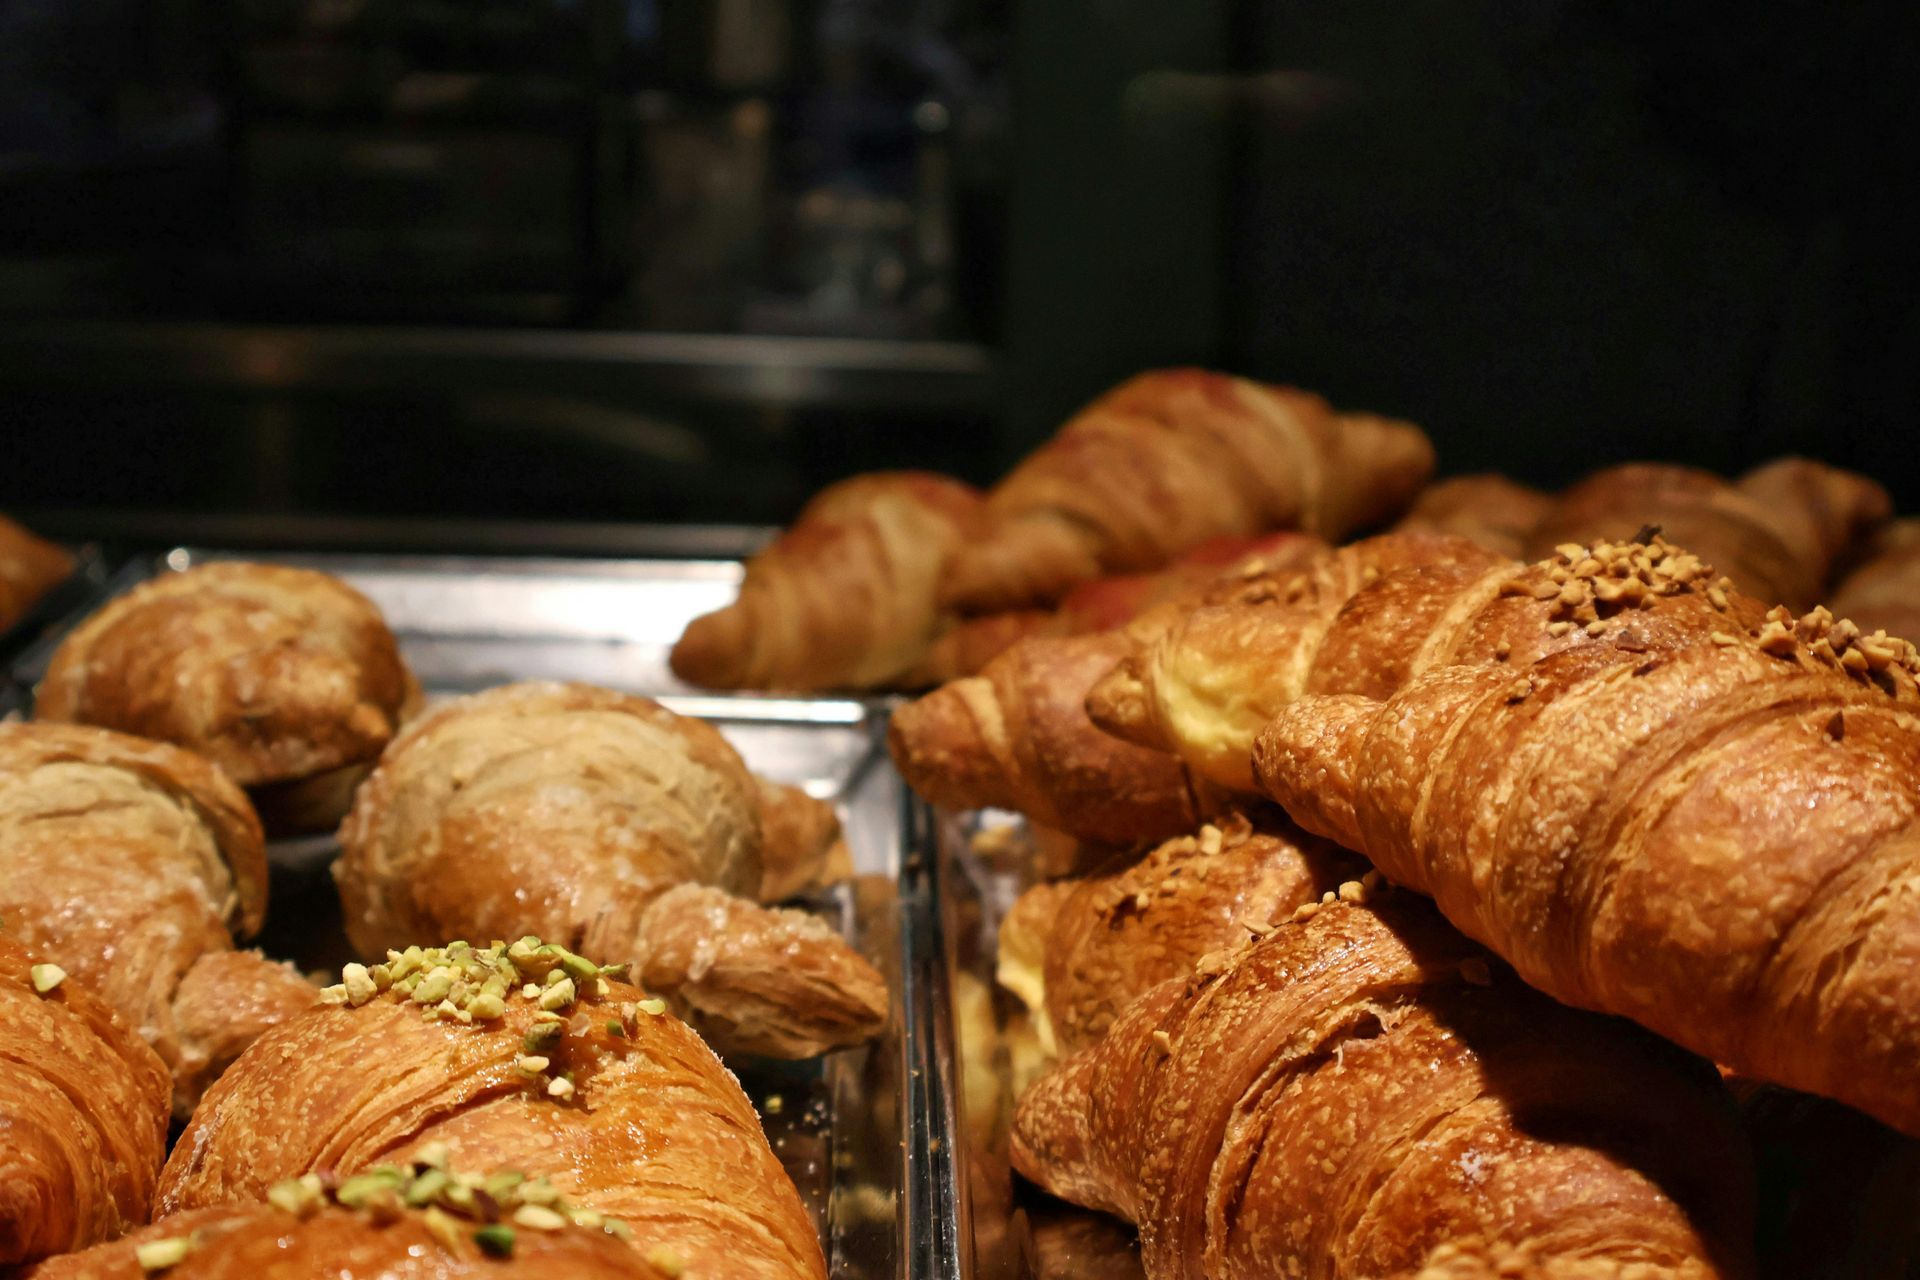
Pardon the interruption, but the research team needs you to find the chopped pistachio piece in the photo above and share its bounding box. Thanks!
[546,1076,575,1100]
[341,963,377,1006]
[517,1178,561,1207]
[515,1055,550,1076]
[558,951,600,983]
[606,1020,626,1038]
[512,1204,568,1231]
[405,1169,451,1206]
[483,1170,526,1200]
[465,992,506,1020]
[646,1247,688,1277]
[422,1206,466,1252]
[473,1224,517,1257]
[538,977,576,1011]
[30,963,66,994]
[414,1141,452,1170]
[135,1238,192,1272]
[638,998,666,1016]
[336,1168,406,1207]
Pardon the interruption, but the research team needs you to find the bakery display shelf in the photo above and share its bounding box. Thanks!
[2,544,967,1280]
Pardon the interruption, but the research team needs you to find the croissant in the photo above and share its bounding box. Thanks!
[0,512,72,633]
[671,471,983,691]
[36,562,418,829]
[938,369,1435,612]
[1389,473,1556,559]
[0,723,317,1115]
[910,532,1328,684]
[31,1162,668,1280]
[889,630,1212,846]
[1,937,169,1267]
[1087,532,1511,792]
[1252,542,1920,1136]
[997,813,1361,1054]
[336,681,886,1058]
[1831,517,1920,644]
[753,777,852,902]
[1012,892,1753,1279]
[156,939,825,1280]
[1524,459,1888,609]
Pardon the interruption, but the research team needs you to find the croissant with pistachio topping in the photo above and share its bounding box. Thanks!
[335,681,886,1058]
[157,938,826,1280]
[31,1156,673,1280]
[1,936,169,1268]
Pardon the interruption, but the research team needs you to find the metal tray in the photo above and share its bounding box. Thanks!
[3,547,966,1280]
[931,807,1146,1280]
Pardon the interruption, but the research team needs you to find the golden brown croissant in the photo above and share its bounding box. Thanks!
[1086,532,1510,792]
[336,681,886,1058]
[910,532,1328,685]
[889,630,1212,846]
[753,777,852,901]
[1524,459,1888,609]
[671,471,983,691]
[938,369,1435,613]
[997,813,1361,1054]
[0,723,316,1115]
[1011,893,1753,1280]
[1389,473,1557,559]
[1831,516,1920,644]
[0,512,73,634]
[31,1161,668,1280]
[156,939,825,1280]
[36,562,417,828]
[1253,544,1920,1136]
[0,937,169,1267]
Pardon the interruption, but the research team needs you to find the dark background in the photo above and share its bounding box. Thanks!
[3,0,1917,531]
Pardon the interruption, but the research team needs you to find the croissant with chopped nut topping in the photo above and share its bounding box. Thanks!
[1524,459,1888,610]
[1012,893,1753,1280]
[1252,541,1920,1135]
[939,369,1434,613]
[0,723,317,1116]
[36,562,419,831]
[155,940,824,1280]
[336,681,886,1058]
[1,936,169,1267]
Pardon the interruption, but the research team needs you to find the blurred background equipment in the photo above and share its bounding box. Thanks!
[3,0,1918,531]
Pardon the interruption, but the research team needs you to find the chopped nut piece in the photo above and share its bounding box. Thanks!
[513,1204,569,1231]
[538,977,576,1011]
[764,1093,784,1115]
[341,963,377,1006]
[422,1207,466,1252]
[639,998,667,1016]
[30,963,65,994]
[515,1055,550,1076]
[646,1248,688,1277]
[473,1224,517,1258]
[546,1075,576,1100]
[136,1238,192,1272]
